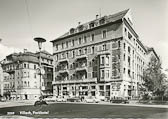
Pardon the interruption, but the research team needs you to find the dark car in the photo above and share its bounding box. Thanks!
[67,97,81,102]
[110,97,129,104]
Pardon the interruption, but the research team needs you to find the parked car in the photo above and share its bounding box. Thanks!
[84,96,100,103]
[110,97,129,104]
[0,97,6,102]
[67,97,81,102]
[97,96,105,101]
[56,97,67,102]
[44,96,57,102]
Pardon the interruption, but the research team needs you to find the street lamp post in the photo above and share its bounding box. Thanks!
[34,37,46,97]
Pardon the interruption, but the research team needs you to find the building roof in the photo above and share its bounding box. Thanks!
[146,47,159,60]
[1,50,53,65]
[51,9,130,42]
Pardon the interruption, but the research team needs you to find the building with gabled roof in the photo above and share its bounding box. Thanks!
[51,9,158,99]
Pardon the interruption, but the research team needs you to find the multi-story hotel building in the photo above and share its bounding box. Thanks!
[1,50,53,100]
[51,9,157,99]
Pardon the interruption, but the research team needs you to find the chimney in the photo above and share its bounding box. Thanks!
[24,49,27,53]
[96,15,99,19]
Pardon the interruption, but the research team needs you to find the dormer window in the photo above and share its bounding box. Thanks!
[89,22,95,28]
[78,25,84,32]
[99,18,105,25]
[70,28,75,34]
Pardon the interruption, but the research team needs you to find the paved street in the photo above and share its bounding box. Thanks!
[1,100,168,108]
[0,101,168,118]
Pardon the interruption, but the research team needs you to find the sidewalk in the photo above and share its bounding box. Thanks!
[0,100,35,108]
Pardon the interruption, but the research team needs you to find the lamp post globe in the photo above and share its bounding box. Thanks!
[34,37,46,99]
[34,37,46,50]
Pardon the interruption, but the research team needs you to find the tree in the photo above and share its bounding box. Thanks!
[142,56,166,100]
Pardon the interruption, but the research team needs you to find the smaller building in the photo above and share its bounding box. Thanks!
[1,50,53,100]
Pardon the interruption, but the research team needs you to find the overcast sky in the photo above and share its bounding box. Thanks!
[0,0,167,69]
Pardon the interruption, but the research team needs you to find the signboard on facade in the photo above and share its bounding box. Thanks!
[111,82,121,91]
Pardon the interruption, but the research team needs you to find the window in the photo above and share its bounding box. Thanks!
[102,30,107,39]
[124,28,127,33]
[66,52,69,58]
[72,39,74,46]
[24,64,26,68]
[128,32,132,40]
[99,85,104,90]
[84,48,87,54]
[101,70,105,78]
[66,41,68,48]
[92,46,94,54]
[89,22,94,28]
[123,68,126,73]
[102,44,106,50]
[34,73,36,78]
[118,41,120,47]
[106,55,109,65]
[91,86,96,89]
[79,37,81,44]
[128,46,131,54]
[84,36,87,43]
[62,42,64,49]
[79,49,82,55]
[34,65,36,69]
[62,53,65,58]
[133,50,134,55]
[99,18,105,25]
[91,34,94,41]
[128,56,131,66]
[124,43,126,50]
[56,54,58,61]
[72,51,75,58]
[128,69,131,77]
[56,44,58,51]
[106,70,110,78]
[124,54,125,61]
[28,81,30,87]
[101,57,105,65]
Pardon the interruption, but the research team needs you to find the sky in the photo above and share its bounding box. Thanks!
[0,0,167,69]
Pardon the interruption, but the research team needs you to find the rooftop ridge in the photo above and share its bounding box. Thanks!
[51,9,130,42]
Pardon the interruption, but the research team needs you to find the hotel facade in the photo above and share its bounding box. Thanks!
[1,50,53,100]
[51,9,157,99]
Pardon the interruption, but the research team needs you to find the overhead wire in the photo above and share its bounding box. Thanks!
[24,0,34,40]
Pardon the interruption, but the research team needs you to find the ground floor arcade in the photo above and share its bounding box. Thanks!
[53,81,139,99]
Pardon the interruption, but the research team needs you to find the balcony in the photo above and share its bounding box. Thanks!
[58,57,69,63]
[76,64,87,72]
[59,68,69,74]
[52,78,97,85]
[76,53,87,60]
[97,50,111,55]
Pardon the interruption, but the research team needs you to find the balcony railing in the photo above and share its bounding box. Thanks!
[97,49,111,55]
[59,68,69,74]
[58,57,69,63]
[76,64,87,71]
[52,78,97,85]
[76,53,87,60]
